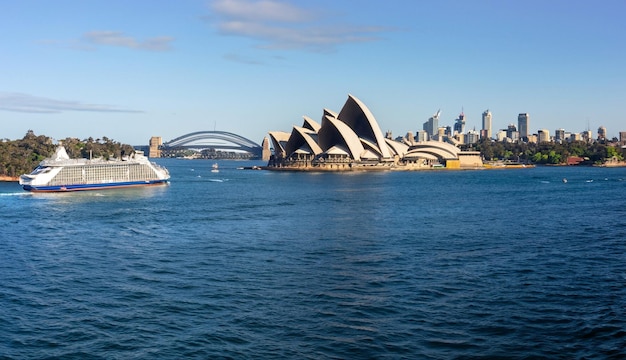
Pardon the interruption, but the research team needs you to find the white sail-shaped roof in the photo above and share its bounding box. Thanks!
[302,116,321,133]
[285,126,323,156]
[268,131,291,158]
[337,94,392,160]
[318,116,365,161]
[385,138,409,157]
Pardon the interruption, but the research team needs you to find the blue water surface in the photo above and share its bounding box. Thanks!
[1,162,625,359]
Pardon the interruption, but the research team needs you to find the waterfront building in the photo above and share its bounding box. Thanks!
[620,131,626,146]
[496,130,507,142]
[570,133,581,142]
[482,110,492,139]
[423,110,440,139]
[506,124,519,142]
[506,124,516,136]
[466,129,480,144]
[453,112,465,135]
[267,94,483,170]
[555,128,565,143]
[431,128,442,141]
[436,127,446,141]
[415,130,428,142]
[538,129,550,143]
[518,113,529,141]
[597,126,607,141]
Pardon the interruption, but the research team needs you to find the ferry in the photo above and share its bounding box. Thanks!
[19,145,170,192]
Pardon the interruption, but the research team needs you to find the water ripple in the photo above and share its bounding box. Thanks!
[1,165,625,358]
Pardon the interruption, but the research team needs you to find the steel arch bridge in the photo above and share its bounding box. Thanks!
[163,131,262,157]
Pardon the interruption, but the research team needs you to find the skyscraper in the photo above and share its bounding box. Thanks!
[453,111,465,135]
[597,126,607,141]
[555,128,565,142]
[518,113,529,141]
[482,110,492,139]
[423,109,440,139]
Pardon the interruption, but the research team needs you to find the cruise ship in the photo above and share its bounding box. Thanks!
[19,145,170,192]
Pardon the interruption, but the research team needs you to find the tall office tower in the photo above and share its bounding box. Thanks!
[423,109,440,138]
[453,111,466,135]
[422,120,430,138]
[620,132,626,146]
[482,109,492,139]
[518,113,529,140]
[555,128,565,142]
[597,126,607,141]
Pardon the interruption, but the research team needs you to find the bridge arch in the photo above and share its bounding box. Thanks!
[163,131,262,158]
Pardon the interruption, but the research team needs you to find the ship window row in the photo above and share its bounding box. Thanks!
[50,164,157,185]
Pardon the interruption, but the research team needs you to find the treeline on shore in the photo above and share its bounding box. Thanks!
[0,130,135,178]
[468,138,624,165]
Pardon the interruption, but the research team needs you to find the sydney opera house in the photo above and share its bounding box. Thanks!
[266,95,483,171]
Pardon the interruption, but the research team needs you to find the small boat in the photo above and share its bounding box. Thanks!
[562,178,567,183]
[211,163,219,173]
[19,145,170,192]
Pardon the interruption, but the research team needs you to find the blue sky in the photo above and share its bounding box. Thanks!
[1,0,625,145]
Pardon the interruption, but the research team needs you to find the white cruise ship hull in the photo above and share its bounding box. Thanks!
[21,179,169,192]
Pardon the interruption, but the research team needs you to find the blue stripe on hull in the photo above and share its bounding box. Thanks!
[23,180,169,192]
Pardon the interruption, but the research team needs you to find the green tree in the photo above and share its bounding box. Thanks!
[0,132,136,178]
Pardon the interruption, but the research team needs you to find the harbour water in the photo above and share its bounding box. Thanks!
[1,161,625,359]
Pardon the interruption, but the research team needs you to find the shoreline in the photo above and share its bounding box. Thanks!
[0,176,18,182]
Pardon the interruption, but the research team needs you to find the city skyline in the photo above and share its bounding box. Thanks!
[418,108,618,143]
[1,0,625,145]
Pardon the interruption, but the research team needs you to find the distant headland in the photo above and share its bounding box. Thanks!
[0,131,135,181]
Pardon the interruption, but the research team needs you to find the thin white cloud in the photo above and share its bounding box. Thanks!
[209,0,389,52]
[0,92,143,114]
[212,0,310,22]
[83,31,174,51]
